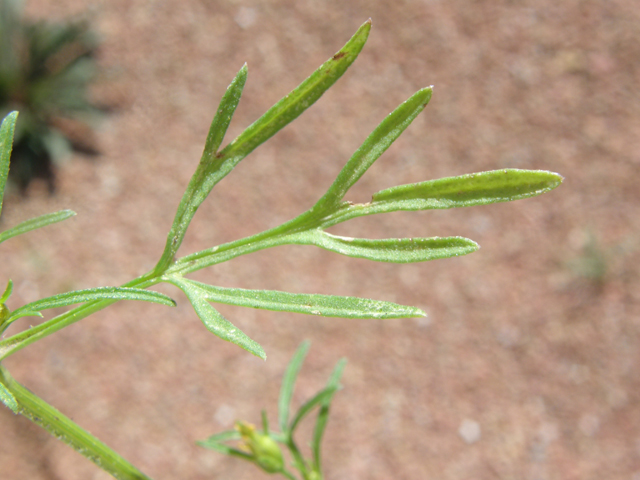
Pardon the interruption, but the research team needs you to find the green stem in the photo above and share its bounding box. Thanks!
[166,203,337,277]
[0,200,354,361]
[0,210,314,359]
[0,365,154,480]
[285,434,311,480]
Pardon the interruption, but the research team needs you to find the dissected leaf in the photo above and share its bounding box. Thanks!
[220,20,371,164]
[279,341,310,432]
[0,111,18,216]
[8,287,176,323]
[169,276,266,359]
[291,230,479,263]
[156,65,248,271]
[155,21,369,274]
[176,277,425,319]
[315,87,432,211]
[371,169,563,211]
[0,210,76,244]
[202,64,249,162]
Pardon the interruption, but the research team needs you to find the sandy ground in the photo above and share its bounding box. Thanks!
[1,1,639,479]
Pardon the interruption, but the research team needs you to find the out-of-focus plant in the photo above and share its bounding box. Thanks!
[0,20,562,480]
[567,231,609,285]
[199,341,344,480]
[0,0,102,193]
[565,229,636,292]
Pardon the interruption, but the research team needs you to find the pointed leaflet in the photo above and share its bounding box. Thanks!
[312,358,346,470]
[279,341,310,432]
[314,87,432,212]
[0,111,18,217]
[196,430,251,459]
[7,287,176,324]
[169,276,266,359]
[197,430,242,449]
[0,210,76,244]
[156,22,370,273]
[219,20,370,166]
[0,280,11,303]
[172,277,424,319]
[370,169,564,212]
[156,65,247,272]
[203,64,249,159]
[288,386,338,434]
[289,230,478,263]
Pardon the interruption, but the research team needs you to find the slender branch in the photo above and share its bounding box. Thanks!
[285,434,310,480]
[0,365,154,480]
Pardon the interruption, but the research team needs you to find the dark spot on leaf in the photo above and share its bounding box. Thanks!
[332,51,347,60]
[215,151,224,158]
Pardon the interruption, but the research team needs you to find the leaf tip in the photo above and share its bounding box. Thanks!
[467,240,481,254]
[6,111,18,122]
[455,237,481,256]
[1,111,19,128]
[244,337,266,361]
[419,86,433,107]
[548,171,564,188]
[526,170,564,195]
[357,18,372,38]
[1,279,13,303]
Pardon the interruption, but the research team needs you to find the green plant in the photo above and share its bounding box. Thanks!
[0,20,562,479]
[0,0,102,193]
[198,341,344,480]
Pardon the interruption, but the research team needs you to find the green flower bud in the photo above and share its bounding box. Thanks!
[236,421,284,474]
[308,470,322,480]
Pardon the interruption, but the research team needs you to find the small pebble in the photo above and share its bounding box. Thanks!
[458,418,481,444]
[214,404,236,427]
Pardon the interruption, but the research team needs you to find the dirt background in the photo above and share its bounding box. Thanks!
[1,1,639,479]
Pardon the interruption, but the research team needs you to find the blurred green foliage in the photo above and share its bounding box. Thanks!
[0,0,102,193]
